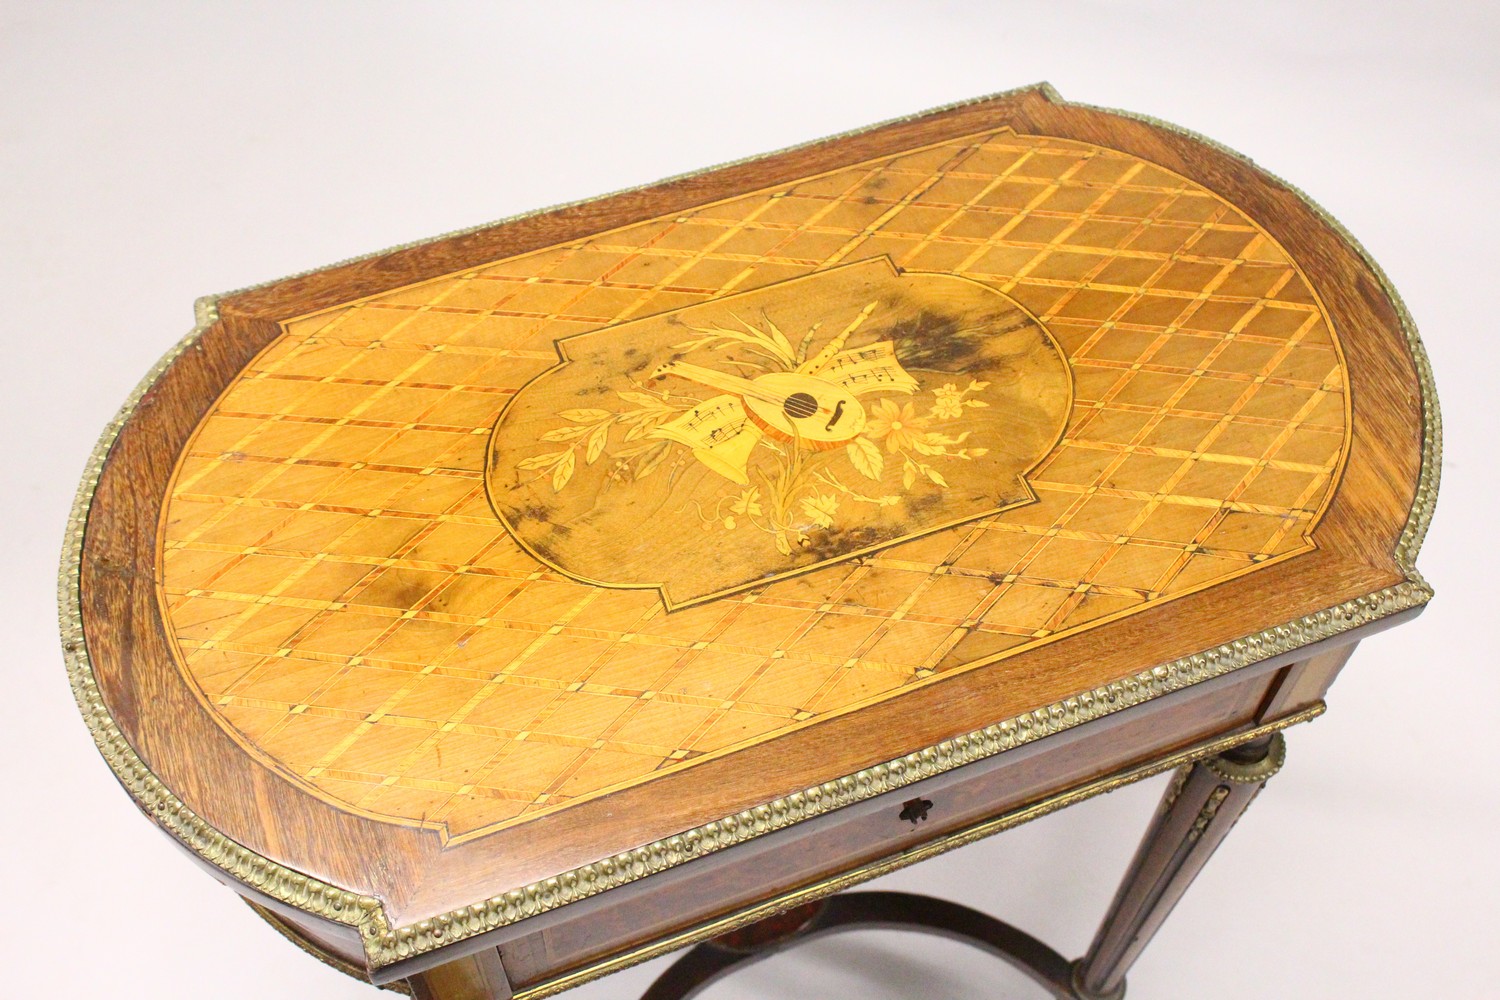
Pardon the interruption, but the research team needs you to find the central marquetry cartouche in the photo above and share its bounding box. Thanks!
[486,257,1069,607]
[156,127,1350,841]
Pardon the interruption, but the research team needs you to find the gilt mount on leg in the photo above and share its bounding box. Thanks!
[1072,733,1287,999]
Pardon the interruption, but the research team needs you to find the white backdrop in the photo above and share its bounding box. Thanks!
[2,3,1495,998]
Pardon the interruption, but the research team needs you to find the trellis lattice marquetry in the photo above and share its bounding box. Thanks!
[157,127,1350,842]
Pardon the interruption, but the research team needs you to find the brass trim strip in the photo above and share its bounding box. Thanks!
[59,83,1439,972]
[514,705,1323,1000]
[1203,732,1286,784]
[246,901,411,994]
[57,296,389,937]
[1065,94,1440,576]
[364,589,1420,969]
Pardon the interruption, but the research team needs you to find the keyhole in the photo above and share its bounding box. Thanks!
[783,392,818,419]
[899,797,933,825]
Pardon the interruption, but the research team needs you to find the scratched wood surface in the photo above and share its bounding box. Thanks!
[78,87,1422,933]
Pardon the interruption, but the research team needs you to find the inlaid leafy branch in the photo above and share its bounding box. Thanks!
[670,312,806,371]
[518,392,695,492]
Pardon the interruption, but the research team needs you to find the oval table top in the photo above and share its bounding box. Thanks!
[63,84,1437,978]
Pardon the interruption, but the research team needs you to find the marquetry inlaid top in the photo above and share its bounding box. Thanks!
[67,86,1432,956]
[157,126,1349,841]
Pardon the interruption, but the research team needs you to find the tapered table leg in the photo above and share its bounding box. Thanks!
[1071,732,1287,999]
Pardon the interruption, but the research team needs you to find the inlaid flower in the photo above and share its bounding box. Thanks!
[864,399,932,453]
[931,387,965,419]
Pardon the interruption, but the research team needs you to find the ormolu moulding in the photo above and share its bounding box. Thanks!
[360,586,1424,970]
[512,706,1322,1000]
[1074,90,1442,574]
[1204,731,1287,784]
[248,901,412,994]
[59,84,1440,975]
[57,297,391,940]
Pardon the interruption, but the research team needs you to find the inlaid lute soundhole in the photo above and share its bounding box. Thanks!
[782,392,818,419]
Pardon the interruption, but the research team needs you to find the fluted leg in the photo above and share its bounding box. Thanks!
[1071,733,1287,999]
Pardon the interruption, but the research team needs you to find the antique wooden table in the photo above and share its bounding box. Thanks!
[63,85,1438,999]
